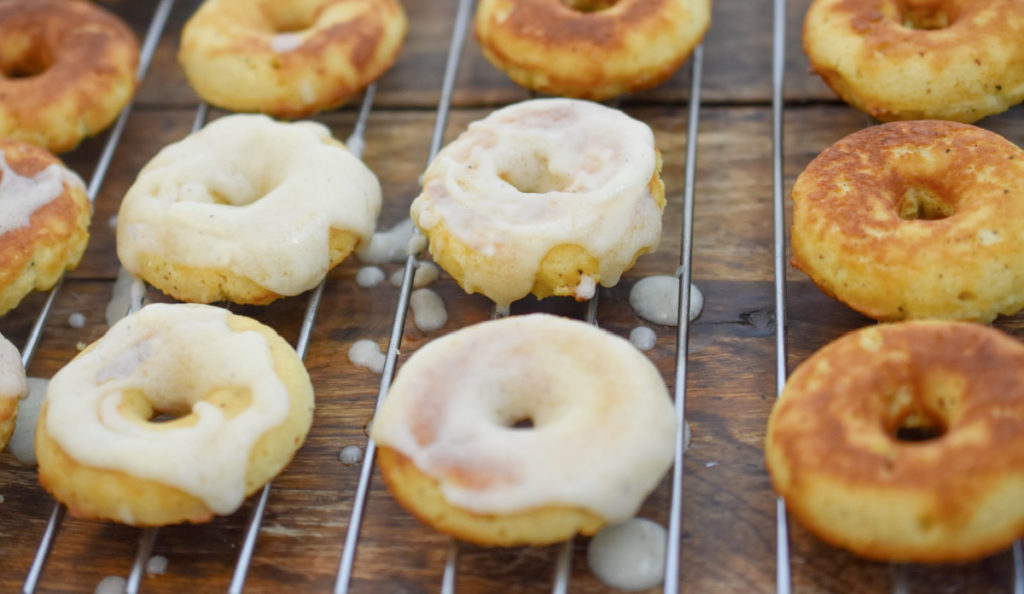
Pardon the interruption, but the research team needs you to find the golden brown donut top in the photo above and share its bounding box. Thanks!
[0,139,87,287]
[482,0,673,47]
[793,120,1024,245]
[812,0,1024,56]
[191,0,396,73]
[768,321,1024,524]
[0,0,138,85]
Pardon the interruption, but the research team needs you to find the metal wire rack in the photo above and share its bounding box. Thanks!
[15,0,705,590]
[770,0,1024,591]
[329,0,705,591]
[11,0,1024,591]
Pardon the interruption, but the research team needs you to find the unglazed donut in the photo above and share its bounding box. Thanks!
[0,0,139,153]
[0,332,26,451]
[766,321,1024,562]
[411,98,665,308]
[116,114,381,305]
[475,0,710,100]
[36,303,314,526]
[179,0,407,118]
[791,120,1024,322]
[371,313,676,546]
[0,138,91,316]
[803,0,1024,122]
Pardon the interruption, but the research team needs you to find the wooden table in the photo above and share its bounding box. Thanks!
[2,0,1023,591]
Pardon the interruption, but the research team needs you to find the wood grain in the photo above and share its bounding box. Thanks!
[1,0,1023,592]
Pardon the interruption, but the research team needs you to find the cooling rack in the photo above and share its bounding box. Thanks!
[2,0,1023,591]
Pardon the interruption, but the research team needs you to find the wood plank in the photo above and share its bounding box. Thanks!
[3,0,1024,591]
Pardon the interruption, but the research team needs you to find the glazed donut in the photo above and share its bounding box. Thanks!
[116,114,382,305]
[475,0,710,100]
[371,313,676,546]
[791,120,1024,322]
[410,98,665,308]
[766,320,1024,562]
[803,0,1024,122]
[0,0,139,153]
[0,138,91,316]
[179,0,407,118]
[36,303,314,526]
[0,332,26,452]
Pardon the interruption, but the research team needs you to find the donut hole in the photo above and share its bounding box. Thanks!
[0,33,53,79]
[196,167,283,207]
[894,415,946,442]
[561,0,619,13]
[901,5,956,30]
[499,153,573,194]
[509,417,535,430]
[898,187,954,221]
[884,382,952,443]
[118,386,254,429]
[261,3,318,33]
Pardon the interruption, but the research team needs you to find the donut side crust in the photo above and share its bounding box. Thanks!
[377,447,606,547]
[0,397,16,451]
[0,140,91,316]
[35,313,315,526]
[766,321,1024,562]
[129,228,360,305]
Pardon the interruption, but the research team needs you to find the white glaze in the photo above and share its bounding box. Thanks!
[409,288,447,332]
[0,332,26,402]
[348,339,385,374]
[339,444,364,465]
[105,267,137,326]
[629,326,657,351]
[269,32,304,53]
[10,378,46,465]
[146,555,168,576]
[45,303,292,515]
[411,98,662,307]
[575,275,597,300]
[356,266,386,288]
[68,312,86,329]
[358,218,416,264]
[0,148,83,234]
[391,261,440,289]
[94,576,126,594]
[117,114,381,296]
[629,276,704,326]
[406,231,428,256]
[371,314,676,520]
[587,518,667,591]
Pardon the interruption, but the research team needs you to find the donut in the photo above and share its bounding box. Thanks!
[179,0,407,118]
[116,114,382,305]
[803,0,1024,122]
[790,120,1024,323]
[0,138,91,316]
[475,0,710,100]
[410,98,665,308]
[35,303,314,526]
[766,320,1024,562]
[0,332,26,452]
[371,313,676,546]
[0,0,139,153]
